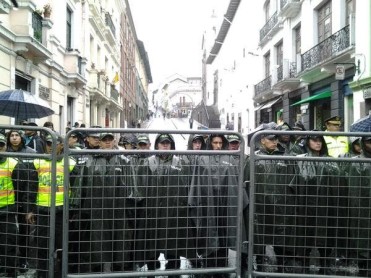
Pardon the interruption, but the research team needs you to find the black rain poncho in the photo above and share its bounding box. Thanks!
[347,139,371,260]
[247,145,296,263]
[189,135,247,269]
[79,153,138,271]
[135,134,195,269]
[293,147,342,256]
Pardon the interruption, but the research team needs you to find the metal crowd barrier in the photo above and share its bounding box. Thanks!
[248,130,371,278]
[62,128,246,278]
[0,125,59,278]
[3,126,370,278]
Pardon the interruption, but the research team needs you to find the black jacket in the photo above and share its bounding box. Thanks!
[189,153,248,258]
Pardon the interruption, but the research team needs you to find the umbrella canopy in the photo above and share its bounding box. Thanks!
[0,89,54,120]
[350,115,371,132]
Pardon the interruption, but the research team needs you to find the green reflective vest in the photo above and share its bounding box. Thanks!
[0,157,18,208]
[34,158,76,207]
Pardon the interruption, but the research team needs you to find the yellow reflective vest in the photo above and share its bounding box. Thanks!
[0,158,18,208]
[34,158,76,207]
[324,134,349,157]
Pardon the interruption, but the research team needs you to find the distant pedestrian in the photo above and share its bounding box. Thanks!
[189,117,194,129]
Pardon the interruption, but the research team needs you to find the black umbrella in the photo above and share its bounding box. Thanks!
[0,89,54,120]
[350,115,371,132]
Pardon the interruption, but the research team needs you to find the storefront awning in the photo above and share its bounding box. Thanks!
[260,97,282,110]
[291,90,332,106]
[254,104,264,111]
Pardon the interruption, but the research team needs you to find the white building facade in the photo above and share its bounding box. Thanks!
[254,0,366,130]
[203,0,369,133]
[0,0,127,133]
[202,0,258,136]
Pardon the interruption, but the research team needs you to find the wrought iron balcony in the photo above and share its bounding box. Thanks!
[277,65,283,81]
[259,12,278,42]
[301,25,350,72]
[105,12,116,38]
[32,12,43,43]
[289,62,297,77]
[272,61,300,91]
[254,75,272,98]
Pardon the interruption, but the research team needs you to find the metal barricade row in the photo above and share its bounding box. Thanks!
[63,129,245,278]
[248,130,371,278]
[4,127,370,278]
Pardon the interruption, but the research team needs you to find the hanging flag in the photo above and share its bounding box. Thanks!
[112,72,119,84]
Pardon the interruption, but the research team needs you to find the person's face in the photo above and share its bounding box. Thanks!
[211,137,223,150]
[87,136,100,147]
[279,127,291,143]
[138,142,150,150]
[363,139,371,153]
[100,136,115,149]
[228,140,240,151]
[353,142,362,154]
[157,140,171,150]
[326,122,341,132]
[45,141,63,154]
[9,132,22,147]
[0,141,6,152]
[68,135,78,147]
[124,143,133,149]
[24,129,35,136]
[192,139,203,150]
[308,137,323,152]
[261,136,278,152]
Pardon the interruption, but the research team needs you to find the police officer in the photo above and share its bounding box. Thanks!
[323,116,349,157]
[291,121,307,154]
[0,133,27,277]
[29,134,78,278]
[78,132,138,273]
[0,133,29,277]
[136,134,194,273]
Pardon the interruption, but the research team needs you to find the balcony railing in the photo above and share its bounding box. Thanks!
[301,25,350,72]
[289,62,297,77]
[259,12,278,41]
[105,13,116,38]
[32,12,43,43]
[280,0,300,9]
[277,65,283,81]
[254,75,272,97]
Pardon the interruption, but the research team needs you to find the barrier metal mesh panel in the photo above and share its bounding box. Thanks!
[0,126,58,278]
[64,129,245,278]
[248,131,371,278]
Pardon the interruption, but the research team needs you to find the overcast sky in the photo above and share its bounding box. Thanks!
[128,0,229,87]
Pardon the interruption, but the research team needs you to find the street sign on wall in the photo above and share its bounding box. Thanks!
[335,65,345,80]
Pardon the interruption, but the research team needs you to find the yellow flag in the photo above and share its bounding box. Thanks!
[112,72,119,83]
